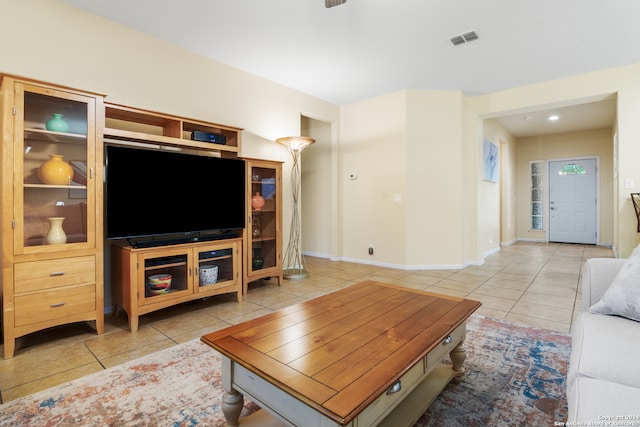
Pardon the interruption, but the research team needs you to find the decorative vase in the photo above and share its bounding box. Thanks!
[45,113,69,133]
[251,192,265,211]
[38,154,74,185]
[252,248,264,270]
[47,217,67,244]
[252,217,262,238]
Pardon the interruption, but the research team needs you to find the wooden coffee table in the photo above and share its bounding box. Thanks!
[201,280,481,427]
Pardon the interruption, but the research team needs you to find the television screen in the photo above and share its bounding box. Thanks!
[105,145,245,242]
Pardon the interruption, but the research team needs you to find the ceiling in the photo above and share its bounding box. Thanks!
[61,0,638,137]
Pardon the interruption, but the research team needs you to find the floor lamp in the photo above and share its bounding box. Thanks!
[276,136,315,279]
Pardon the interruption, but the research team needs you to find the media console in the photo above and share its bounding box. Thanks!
[111,237,242,332]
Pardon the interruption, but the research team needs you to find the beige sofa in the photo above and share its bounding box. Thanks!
[567,256,640,422]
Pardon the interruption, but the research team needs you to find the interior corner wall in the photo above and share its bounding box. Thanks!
[301,116,334,259]
[337,89,470,268]
[405,90,466,267]
[339,92,408,266]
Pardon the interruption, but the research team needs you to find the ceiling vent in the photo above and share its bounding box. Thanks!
[448,30,479,47]
[325,0,347,7]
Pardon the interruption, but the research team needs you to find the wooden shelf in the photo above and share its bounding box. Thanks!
[24,183,87,189]
[104,103,242,156]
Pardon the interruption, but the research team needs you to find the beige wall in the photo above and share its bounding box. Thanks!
[301,116,335,258]
[339,91,408,266]
[3,0,640,277]
[483,120,517,250]
[404,90,466,266]
[337,90,468,268]
[515,128,614,245]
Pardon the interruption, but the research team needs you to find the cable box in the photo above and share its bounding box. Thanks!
[191,131,227,145]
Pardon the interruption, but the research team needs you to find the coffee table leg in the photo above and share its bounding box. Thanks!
[450,341,467,374]
[222,388,244,427]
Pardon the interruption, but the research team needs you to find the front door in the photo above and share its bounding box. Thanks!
[548,158,597,244]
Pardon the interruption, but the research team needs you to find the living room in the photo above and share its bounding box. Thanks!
[1,1,640,425]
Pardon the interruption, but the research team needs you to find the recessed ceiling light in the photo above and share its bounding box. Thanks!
[548,115,559,121]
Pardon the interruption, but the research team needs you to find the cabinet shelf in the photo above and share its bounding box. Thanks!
[252,237,276,243]
[201,254,233,262]
[24,183,87,190]
[144,261,186,271]
[25,128,86,144]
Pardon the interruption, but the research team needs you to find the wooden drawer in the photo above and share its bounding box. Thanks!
[14,256,96,293]
[14,284,96,327]
[357,359,425,426]
[426,323,465,370]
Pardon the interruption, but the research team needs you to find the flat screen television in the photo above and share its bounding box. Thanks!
[105,145,245,245]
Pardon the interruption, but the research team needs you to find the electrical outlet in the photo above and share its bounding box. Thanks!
[368,244,374,255]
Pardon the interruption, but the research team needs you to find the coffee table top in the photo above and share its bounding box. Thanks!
[201,280,481,425]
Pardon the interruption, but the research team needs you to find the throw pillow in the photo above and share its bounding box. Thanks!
[590,244,640,321]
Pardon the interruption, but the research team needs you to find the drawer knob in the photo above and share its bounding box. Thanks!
[386,380,401,395]
[443,335,452,345]
[50,302,66,308]
[50,271,65,277]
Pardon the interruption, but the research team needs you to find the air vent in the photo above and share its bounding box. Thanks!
[325,0,346,8]
[448,30,479,47]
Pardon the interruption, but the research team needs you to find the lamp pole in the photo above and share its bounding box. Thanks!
[276,136,315,279]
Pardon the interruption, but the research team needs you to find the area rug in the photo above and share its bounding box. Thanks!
[0,315,571,426]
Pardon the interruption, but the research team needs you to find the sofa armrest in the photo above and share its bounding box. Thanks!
[580,258,626,311]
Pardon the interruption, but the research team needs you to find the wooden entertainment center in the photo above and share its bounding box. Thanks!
[0,74,283,357]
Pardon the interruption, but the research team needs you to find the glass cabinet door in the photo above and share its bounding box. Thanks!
[139,250,191,303]
[249,165,278,273]
[196,245,235,293]
[15,83,96,254]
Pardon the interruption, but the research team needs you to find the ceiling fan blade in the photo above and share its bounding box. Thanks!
[325,0,347,8]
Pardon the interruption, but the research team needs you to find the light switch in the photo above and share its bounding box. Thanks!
[393,194,402,203]
[625,178,634,189]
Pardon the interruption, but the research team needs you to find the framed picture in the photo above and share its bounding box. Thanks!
[483,139,499,183]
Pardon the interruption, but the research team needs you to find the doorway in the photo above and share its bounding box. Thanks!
[548,158,598,244]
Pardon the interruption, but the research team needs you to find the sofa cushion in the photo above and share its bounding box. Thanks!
[590,243,640,321]
[568,312,640,389]
[567,377,640,423]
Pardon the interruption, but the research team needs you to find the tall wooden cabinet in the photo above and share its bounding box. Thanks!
[244,158,283,292]
[0,75,105,358]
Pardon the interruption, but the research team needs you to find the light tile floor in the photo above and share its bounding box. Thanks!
[0,242,614,403]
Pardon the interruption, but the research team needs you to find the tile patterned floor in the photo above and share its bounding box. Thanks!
[0,242,614,403]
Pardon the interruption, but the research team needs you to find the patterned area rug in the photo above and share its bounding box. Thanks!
[0,315,570,426]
